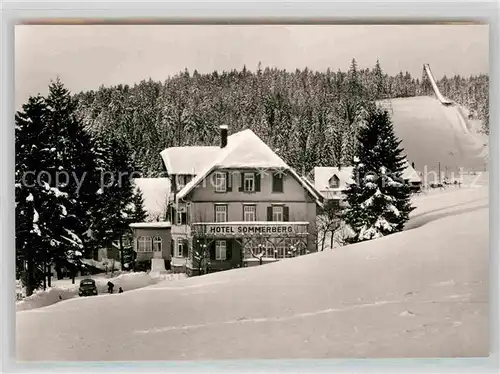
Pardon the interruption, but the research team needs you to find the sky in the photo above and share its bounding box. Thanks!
[15,24,489,109]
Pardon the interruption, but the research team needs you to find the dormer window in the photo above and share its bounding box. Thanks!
[215,172,227,192]
[177,175,186,189]
[328,175,340,189]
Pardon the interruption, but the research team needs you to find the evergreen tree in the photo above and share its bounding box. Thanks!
[45,80,101,262]
[348,58,361,98]
[15,91,89,294]
[131,188,148,223]
[16,96,51,295]
[90,136,136,269]
[342,108,414,243]
[481,95,489,135]
[120,188,148,270]
[372,59,386,100]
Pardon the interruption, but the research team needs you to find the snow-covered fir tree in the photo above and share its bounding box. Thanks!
[131,188,148,223]
[45,79,101,267]
[15,96,52,295]
[371,59,387,100]
[90,136,137,268]
[342,108,414,243]
[15,89,92,294]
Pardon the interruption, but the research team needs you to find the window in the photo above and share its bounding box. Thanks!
[137,236,152,252]
[215,240,227,260]
[276,240,288,259]
[215,204,227,222]
[215,172,226,192]
[177,175,186,189]
[272,173,284,192]
[244,173,255,192]
[176,210,187,225]
[272,206,283,222]
[243,205,256,221]
[329,175,340,189]
[153,236,162,252]
[176,240,184,257]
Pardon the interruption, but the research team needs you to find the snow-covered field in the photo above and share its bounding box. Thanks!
[380,96,487,173]
[16,184,488,361]
[16,272,187,312]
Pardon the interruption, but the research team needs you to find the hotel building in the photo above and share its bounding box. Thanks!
[160,125,324,275]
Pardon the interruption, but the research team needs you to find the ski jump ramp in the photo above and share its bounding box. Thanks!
[423,63,454,106]
[378,64,487,174]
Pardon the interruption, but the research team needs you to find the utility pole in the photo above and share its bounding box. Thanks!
[438,162,441,184]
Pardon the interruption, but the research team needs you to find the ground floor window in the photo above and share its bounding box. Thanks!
[137,236,152,252]
[243,238,306,259]
[215,240,227,260]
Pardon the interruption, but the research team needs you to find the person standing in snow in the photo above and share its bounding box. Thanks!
[107,281,114,294]
[118,287,123,293]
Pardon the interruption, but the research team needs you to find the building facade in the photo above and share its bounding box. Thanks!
[314,162,422,204]
[129,222,172,263]
[161,126,324,275]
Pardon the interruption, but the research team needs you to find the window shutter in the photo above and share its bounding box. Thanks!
[210,241,216,260]
[283,206,289,222]
[255,173,261,192]
[181,212,187,225]
[226,240,232,260]
[182,239,189,257]
[226,172,232,191]
[171,239,174,256]
[267,206,273,221]
[239,172,244,191]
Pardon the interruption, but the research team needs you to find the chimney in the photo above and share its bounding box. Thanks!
[220,124,228,148]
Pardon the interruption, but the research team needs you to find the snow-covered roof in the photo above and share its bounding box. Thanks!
[300,176,324,201]
[129,222,172,229]
[314,167,355,193]
[133,178,171,221]
[160,147,220,175]
[401,160,422,183]
[315,163,421,194]
[172,129,323,206]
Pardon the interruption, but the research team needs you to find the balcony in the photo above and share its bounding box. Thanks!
[191,221,309,238]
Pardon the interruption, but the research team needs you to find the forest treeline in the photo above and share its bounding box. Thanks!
[74,59,489,176]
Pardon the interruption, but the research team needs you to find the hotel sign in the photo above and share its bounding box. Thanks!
[193,223,308,236]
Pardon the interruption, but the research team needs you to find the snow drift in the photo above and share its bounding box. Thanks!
[16,186,488,360]
[16,272,187,312]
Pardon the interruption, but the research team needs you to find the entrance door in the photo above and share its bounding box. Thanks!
[153,236,163,259]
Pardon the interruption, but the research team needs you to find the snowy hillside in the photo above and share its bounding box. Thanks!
[16,184,488,361]
[380,96,487,174]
